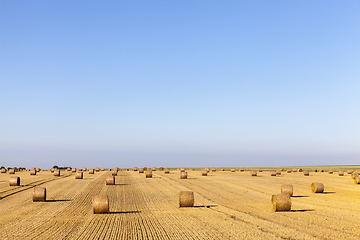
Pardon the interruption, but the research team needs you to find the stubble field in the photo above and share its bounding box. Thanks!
[0,166,360,239]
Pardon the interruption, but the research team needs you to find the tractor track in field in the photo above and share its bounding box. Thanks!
[0,173,72,200]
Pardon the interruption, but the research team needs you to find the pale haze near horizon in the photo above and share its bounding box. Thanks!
[1,1,359,169]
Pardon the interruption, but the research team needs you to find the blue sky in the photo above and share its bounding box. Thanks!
[1,1,359,169]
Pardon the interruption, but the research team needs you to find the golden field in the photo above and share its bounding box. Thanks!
[0,166,360,239]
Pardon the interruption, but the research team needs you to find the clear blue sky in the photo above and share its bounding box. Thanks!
[1,1,359,169]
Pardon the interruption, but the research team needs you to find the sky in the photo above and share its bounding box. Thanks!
[1,1,359,169]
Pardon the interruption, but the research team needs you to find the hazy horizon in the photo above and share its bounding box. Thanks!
[1,1,359,169]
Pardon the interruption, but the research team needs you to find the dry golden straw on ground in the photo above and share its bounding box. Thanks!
[311,182,324,193]
[9,176,20,186]
[92,195,109,214]
[179,191,194,207]
[272,193,291,212]
[33,187,46,202]
[106,175,115,185]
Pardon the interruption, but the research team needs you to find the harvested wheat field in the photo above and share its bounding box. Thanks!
[1,166,360,239]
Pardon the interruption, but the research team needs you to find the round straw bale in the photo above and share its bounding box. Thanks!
[239,167,244,172]
[77,168,82,172]
[75,172,83,179]
[9,169,15,174]
[201,170,208,176]
[101,168,105,171]
[311,182,324,193]
[328,169,333,174]
[151,167,156,171]
[95,167,100,172]
[271,193,291,212]
[1,168,7,173]
[292,169,297,172]
[33,187,46,202]
[354,176,360,184]
[298,169,303,172]
[205,168,210,172]
[347,169,353,174]
[30,169,36,175]
[287,169,291,173]
[303,170,309,176]
[82,168,87,171]
[145,170,152,178]
[231,168,235,172]
[36,168,40,172]
[88,169,94,174]
[351,173,359,179]
[92,195,109,214]
[133,167,138,171]
[106,175,115,185]
[159,167,164,171]
[66,167,71,171]
[112,170,118,176]
[143,167,147,171]
[319,169,324,172]
[179,191,194,207]
[338,171,344,176]
[250,170,257,176]
[9,176,20,186]
[313,169,317,172]
[165,168,170,174]
[139,168,144,173]
[180,172,188,179]
[258,168,263,172]
[221,169,224,171]
[211,167,216,172]
[180,168,185,172]
[281,185,293,197]
[51,168,55,173]
[276,169,281,175]
[54,169,60,176]
[270,170,276,176]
